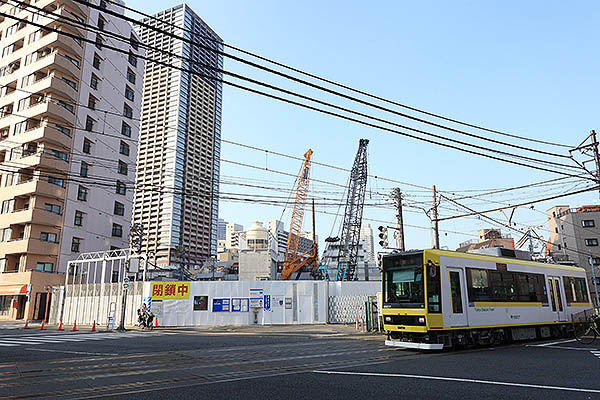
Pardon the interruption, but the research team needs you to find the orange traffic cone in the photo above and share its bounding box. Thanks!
[355,315,359,331]
[24,319,29,329]
[57,320,63,331]
[91,320,96,332]
[72,320,77,331]
[40,320,45,330]
[154,317,158,328]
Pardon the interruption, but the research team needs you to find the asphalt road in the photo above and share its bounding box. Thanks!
[0,324,599,399]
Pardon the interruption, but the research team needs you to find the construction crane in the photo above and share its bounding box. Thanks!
[280,150,318,280]
[335,139,369,281]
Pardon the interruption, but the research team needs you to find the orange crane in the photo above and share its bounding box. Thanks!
[280,149,318,280]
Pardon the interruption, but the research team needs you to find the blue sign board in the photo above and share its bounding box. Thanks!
[212,298,230,312]
[264,295,271,311]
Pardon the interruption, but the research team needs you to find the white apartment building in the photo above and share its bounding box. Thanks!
[60,0,143,271]
[267,219,316,262]
[360,223,374,262]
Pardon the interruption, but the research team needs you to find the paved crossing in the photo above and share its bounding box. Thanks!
[0,324,24,330]
[0,331,148,347]
[591,350,600,359]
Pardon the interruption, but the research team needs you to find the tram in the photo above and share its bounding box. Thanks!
[381,249,592,349]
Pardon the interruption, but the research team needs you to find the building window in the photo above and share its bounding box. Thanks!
[77,185,88,201]
[49,149,67,161]
[57,100,74,114]
[1,199,14,214]
[62,77,77,90]
[88,95,97,110]
[95,34,103,50]
[585,238,598,247]
[125,86,134,101]
[1,228,11,242]
[119,140,129,156]
[83,138,92,154]
[48,176,64,187]
[116,180,126,195]
[64,54,80,68]
[582,220,595,228]
[36,262,53,272]
[126,69,135,84]
[93,54,101,69]
[85,116,94,132]
[112,223,123,237]
[121,122,131,137]
[592,257,600,266]
[71,237,81,252]
[128,52,137,67]
[80,161,89,177]
[74,210,83,226]
[72,36,83,47]
[114,201,124,216]
[97,16,105,31]
[44,203,60,214]
[40,232,58,243]
[130,34,139,51]
[118,160,128,175]
[100,0,107,9]
[55,124,71,136]
[90,74,99,90]
[123,104,132,118]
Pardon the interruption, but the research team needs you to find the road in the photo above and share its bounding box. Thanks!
[0,324,599,399]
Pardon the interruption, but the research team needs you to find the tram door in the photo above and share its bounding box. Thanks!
[547,276,567,322]
[448,268,468,327]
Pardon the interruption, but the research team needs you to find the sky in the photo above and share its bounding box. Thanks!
[127,0,600,255]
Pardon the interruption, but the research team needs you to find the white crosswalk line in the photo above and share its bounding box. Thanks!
[0,331,155,347]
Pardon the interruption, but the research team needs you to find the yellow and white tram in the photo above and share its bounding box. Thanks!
[382,249,592,350]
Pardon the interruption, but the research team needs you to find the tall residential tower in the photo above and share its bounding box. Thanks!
[133,4,223,268]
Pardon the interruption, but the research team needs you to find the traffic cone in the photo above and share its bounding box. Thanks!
[40,320,45,330]
[57,320,63,331]
[355,315,359,331]
[72,320,77,331]
[154,317,158,328]
[24,319,29,329]
[91,320,96,332]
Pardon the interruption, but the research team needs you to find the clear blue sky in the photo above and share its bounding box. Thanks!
[128,0,599,254]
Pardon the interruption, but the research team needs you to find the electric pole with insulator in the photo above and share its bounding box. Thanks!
[392,188,405,251]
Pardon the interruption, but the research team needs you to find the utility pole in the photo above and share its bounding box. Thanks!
[432,185,440,249]
[117,224,143,331]
[589,254,600,308]
[392,188,405,251]
[591,130,600,200]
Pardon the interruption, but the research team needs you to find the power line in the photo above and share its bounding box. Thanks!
[101,0,575,150]
[5,2,581,174]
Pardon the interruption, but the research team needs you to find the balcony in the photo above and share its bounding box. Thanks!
[20,52,80,82]
[23,99,76,124]
[0,208,62,228]
[35,31,84,60]
[3,152,68,172]
[0,238,59,256]
[27,75,78,102]
[5,125,73,148]
[9,179,65,201]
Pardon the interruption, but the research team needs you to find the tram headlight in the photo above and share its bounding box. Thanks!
[384,316,392,323]
[418,317,425,324]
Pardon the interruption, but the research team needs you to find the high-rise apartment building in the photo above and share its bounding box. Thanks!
[359,223,374,262]
[217,218,227,241]
[0,0,143,320]
[133,4,223,268]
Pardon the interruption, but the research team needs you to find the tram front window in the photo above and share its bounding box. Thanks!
[384,254,424,308]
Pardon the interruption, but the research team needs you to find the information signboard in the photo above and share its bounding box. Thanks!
[151,282,190,300]
[263,295,271,311]
[231,298,249,312]
[212,298,230,312]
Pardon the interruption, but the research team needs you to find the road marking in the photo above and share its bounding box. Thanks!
[25,348,119,356]
[532,339,576,347]
[312,370,600,394]
[591,351,600,360]
[0,332,148,347]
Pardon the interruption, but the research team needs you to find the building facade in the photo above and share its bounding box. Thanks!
[133,4,223,268]
[217,218,226,241]
[547,205,600,300]
[359,223,374,262]
[267,219,315,263]
[0,0,142,320]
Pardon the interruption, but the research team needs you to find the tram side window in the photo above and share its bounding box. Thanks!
[466,268,547,303]
[466,268,490,301]
[563,277,589,304]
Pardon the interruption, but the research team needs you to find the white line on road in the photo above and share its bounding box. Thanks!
[312,370,600,394]
[25,348,119,356]
[532,339,576,347]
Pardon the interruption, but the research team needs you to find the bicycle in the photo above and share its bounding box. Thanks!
[573,314,600,345]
